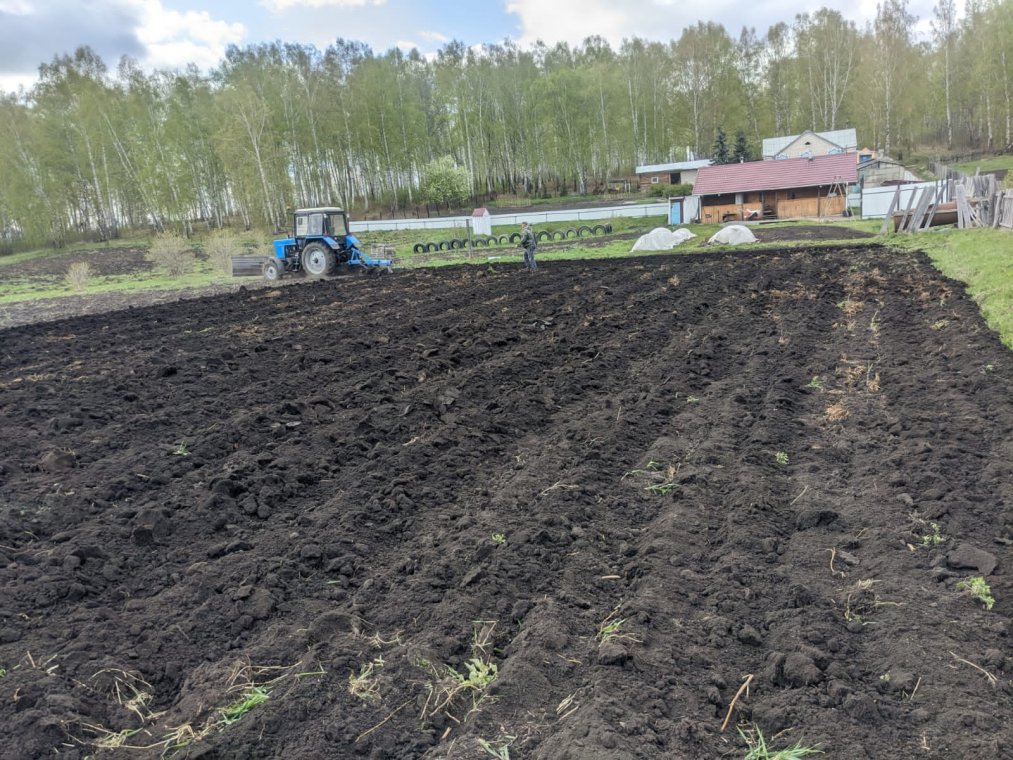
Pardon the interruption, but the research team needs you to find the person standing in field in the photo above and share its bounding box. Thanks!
[519,221,537,271]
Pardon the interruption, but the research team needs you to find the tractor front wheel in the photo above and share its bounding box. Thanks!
[301,242,336,277]
[263,258,284,281]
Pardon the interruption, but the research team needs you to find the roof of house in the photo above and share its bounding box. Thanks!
[634,159,712,175]
[693,153,858,196]
[762,128,858,158]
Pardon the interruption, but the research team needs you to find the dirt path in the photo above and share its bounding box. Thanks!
[0,246,1009,759]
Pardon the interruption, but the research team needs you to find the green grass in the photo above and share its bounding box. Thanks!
[740,726,823,759]
[949,155,1013,175]
[0,268,230,303]
[484,192,630,208]
[888,228,1013,348]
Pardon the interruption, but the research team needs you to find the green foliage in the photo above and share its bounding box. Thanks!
[956,576,995,610]
[648,182,693,198]
[712,127,731,164]
[420,156,470,209]
[204,229,241,275]
[490,533,506,545]
[147,233,194,277]
[733,130,752,162]
[774,451,789,465]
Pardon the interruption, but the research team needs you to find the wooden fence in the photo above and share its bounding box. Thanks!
[888,164,1013,232]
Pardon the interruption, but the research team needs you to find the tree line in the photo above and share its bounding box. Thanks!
[0,0,1010,247]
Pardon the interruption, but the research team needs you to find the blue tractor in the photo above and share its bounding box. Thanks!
[263,206,393,280]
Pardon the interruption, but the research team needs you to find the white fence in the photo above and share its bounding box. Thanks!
[350,202,668,233]
[861,181,948,219]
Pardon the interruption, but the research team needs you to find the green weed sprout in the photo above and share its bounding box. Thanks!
[478,736,515,759]
[739,725,823,759]
[804,376,824,390]
[774,451,789,465]
[490,533,506,545]
[956,576,995,610]
[219,686,269,725]
[919,522,946,547]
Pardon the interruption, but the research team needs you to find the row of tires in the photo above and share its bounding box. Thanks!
[411,223,613,255]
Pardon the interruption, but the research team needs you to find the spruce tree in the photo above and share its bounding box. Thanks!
[712,127,730,164]
[733,130,751,162]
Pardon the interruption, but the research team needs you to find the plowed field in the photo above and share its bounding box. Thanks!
[0,245,1009,760]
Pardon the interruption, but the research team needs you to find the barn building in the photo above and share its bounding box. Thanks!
[634,159,712,191]
[693,153,858,222]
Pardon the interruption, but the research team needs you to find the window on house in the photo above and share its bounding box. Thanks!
[669,172,681,184]
[651,176,659,184]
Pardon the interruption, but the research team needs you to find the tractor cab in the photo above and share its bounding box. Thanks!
[265,206,393,280]
[295,207,349,240]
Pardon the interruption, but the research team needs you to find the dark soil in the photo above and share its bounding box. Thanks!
[0,246,1009,760]
[1,247,154,281]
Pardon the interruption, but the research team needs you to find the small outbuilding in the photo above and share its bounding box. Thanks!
[471,207,492,236]
[635,159,712,191]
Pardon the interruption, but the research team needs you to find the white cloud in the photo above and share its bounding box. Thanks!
[505,0,632,47]
[504,0,933,47]
[132,0,247,71]
[0,0,32,14]
[260,0,386,11]
[420,30,450,43]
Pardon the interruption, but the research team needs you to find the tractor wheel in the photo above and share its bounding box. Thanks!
[262,258,284,281]
[301,242,336,276]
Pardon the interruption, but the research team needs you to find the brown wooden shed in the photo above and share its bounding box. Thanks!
[693,154,858,223]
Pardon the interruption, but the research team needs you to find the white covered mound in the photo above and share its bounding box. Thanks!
[630,227,697,251]
[707,225,757,245]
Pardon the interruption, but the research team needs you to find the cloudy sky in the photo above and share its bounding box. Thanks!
[0,0,941,93]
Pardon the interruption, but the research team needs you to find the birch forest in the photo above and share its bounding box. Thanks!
[0,0,1011,246]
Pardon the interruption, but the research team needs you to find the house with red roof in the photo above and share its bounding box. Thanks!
[693,153,858,223]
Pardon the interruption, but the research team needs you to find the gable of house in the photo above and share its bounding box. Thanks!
[762,128,858,160]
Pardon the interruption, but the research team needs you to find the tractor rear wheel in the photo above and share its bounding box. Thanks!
[263,258,284,281]
[301,242,336,276]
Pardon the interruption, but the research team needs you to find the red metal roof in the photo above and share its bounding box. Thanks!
[693,153,857,196]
